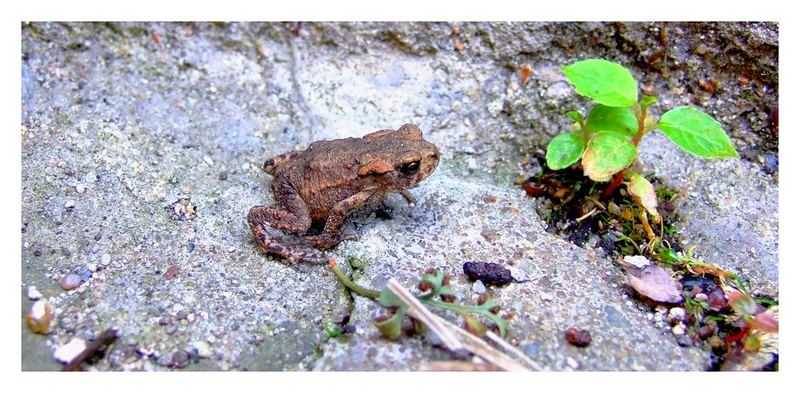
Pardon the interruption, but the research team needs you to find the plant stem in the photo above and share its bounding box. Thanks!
[632,100,650,146]
[601,171,625,200]
[328,258,380,300]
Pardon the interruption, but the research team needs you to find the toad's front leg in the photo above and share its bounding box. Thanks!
[308,190,376,249]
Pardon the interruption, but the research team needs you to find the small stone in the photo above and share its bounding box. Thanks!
[27,286,42,300]
[59,273,82,290]
[623,255,650,269]
[607,201,621,216]
[707,287,728,310]
[227,246,236,252]
[171,351,190,369]
[667,307,686,325]
[694,293,708,302]
[87,263,98,272]
[54,338,87,363]
[191,341,212,358]
[65,200,76,209]
[697,324,716,340]
[26,299,54,334]
[472,280,486,294]
[203,155,214,166]
[480,229,500,242]
[187,313,196,323]
[564,328,592,347]
[676,335,693,347]
[672,324,686,335]
[566,357,579,369]
[159,317,172,326]
[101,253,111,265]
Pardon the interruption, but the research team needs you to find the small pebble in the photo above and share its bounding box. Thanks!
[676,335,693,347]
[26,299,54,334]
[87,263,98,272]
[564,328,592,347]
[171,351,190,369]
[191,341,212,358]
[566,357,579,369]
[27,286,42,300]
[65,200,76,209]
[694,293,708,302]
[672,324,686,335]
[54,338,86,363]
[667,307,686,325]
[697,324,715,340]
[707,287,727,310]
[101,253,111,265]
[76,184,87,193]
[60,273,82,290]
[472,280,486,294]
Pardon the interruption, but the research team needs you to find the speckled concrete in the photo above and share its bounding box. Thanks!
[21,22,777,371]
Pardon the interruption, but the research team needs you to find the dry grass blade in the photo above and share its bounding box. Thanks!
[422,361,501,371]
[435,316,532,371]
[485,331,543,371]
[387,278,534,371]
[387,278,463,351]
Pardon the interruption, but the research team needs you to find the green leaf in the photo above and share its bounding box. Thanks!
[641,96,657,107]
[581,132,637,182]
[729,291,758,316]
[378,287,406,308]
[567,111,584,123]
[586,104,638,135]
[657,106,739,158]
[562,59,638,107]
[460,312,487,337]
[546,133,586,170]
[375,311,405,339]
[627,173,659,216]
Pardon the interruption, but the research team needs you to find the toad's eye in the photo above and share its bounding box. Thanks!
[400,160,421,175]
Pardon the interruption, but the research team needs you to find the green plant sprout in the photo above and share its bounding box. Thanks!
[546,59,738,222]
[329,258,510,339]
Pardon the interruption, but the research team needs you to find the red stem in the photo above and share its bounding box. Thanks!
[601,171,625,200]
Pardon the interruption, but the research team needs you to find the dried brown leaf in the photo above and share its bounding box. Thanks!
[624,264,682,303]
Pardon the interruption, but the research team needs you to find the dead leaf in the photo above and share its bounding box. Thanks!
[627,173,659,217]
[624,264,682,303]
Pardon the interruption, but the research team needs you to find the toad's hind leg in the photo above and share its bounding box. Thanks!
[247,206,323,264]
[247,181,320,263]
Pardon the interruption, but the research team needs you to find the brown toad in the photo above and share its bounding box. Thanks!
[247,124,440,263]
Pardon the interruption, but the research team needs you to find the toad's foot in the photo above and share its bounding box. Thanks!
[248,211,325,264]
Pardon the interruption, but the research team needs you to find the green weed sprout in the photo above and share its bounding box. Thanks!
[546,59,738,218]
